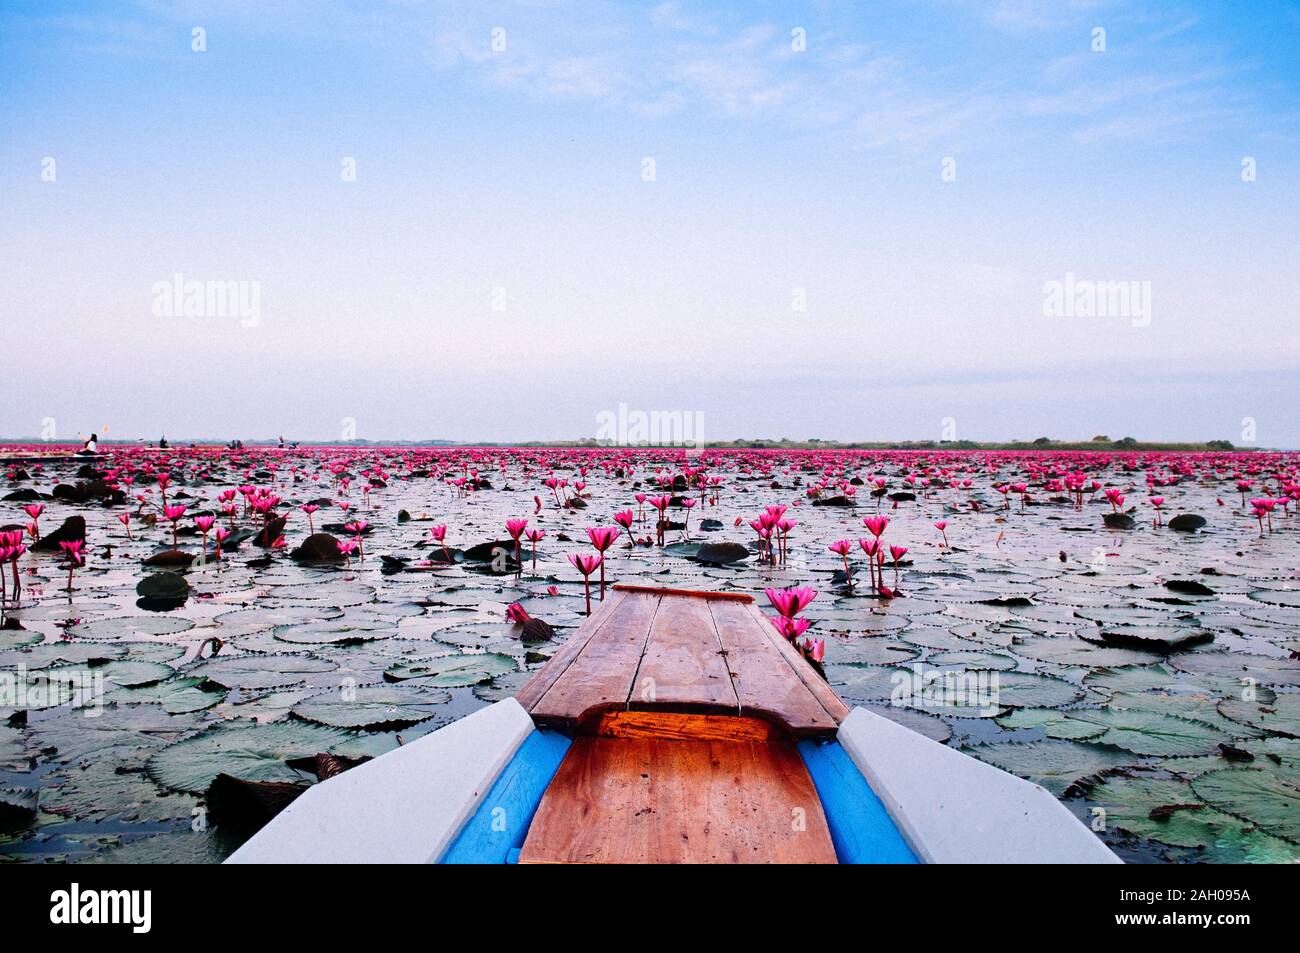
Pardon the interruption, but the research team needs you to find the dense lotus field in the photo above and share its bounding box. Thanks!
[0,444,1297,863]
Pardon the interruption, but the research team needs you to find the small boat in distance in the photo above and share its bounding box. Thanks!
[229,586,1119,864]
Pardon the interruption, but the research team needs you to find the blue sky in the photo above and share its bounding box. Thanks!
[2,1,1298,445]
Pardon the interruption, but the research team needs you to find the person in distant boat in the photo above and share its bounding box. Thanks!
[77,433,99,455]
[158,435,169,449]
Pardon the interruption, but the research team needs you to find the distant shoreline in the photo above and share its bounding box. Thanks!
[0,439,1277,452]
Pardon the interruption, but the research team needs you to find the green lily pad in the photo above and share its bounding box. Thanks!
[106,676,226,714]
[145,720,352,794]
[187,654,338,690]
[273,619,393,645]
[996,707,1106,740]
[1057,707,1225,757]
[1170,652,1300,688]
[1084,663,1176,696]
[994,672,1085,708]
[1217,694,1300,738]
[1089,775,1297,861]
[1191,767,1300,844]
[0,629,43,649]
[1108,692,1264,739]
[290,684,451,729]
[384,653,518,687]
[64,616,195,641]
[963,740,1132,796]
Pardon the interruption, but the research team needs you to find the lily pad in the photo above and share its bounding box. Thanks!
[290,685,451,729]
[1191,768,1300,844]
[145,720,352,794]
[1217,693,1300,739]
[64,616,195,641]
[963,740,1132,796]
[1170,652,1300,688]
[272,619,393,645]
[1054,707,1225,757]
[1090,775,1295,861]
[187,654,338,690]
[383,653,517,687]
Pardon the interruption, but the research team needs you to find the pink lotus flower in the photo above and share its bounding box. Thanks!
[801,637,825,664]
[301,503,320,533]
[524,527,545,571]
[163,504,187,551]
[585,527,620,598]
[586,526,620,552]
[505,603,530,624]
[828,539,854,588]
[934,520,949,547]
[568,552,604,615]
[215,526,231,560]
[429,525,451,562]
[765,586,817,619]
[888,545,908,589]
[767,614,811,641]
[863,515,889,539]
[59,539,85,590]
[195,514,216,555]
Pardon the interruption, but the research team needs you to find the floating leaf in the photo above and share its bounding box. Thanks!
[1191,768,1300,844]
[187,654,337,690]
[146,720,352,794]
[1089,775,1296,861]
[1217,694,1300,738]
[1170,652,1300,688]
[383,653,517,687]
[963,740,1132,796]
[65,616,194,641]
[290,685,450,729]
[1059,707,1225,757]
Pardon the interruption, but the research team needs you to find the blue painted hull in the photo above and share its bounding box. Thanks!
[441,730,914,864]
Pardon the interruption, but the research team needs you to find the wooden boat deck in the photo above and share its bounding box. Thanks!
[514,586,846,864]
[516,585,849,738]
[518,733,837,864]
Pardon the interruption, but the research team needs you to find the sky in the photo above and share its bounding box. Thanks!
[2,0,1298,446]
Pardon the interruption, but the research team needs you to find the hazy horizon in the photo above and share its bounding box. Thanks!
[4,1,1298,447]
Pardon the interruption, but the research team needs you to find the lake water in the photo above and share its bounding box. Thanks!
[1,447,1296,863]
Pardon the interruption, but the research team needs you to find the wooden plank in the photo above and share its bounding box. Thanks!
[588,710,779,743]
[514,589,630,712]
[528,591,661,726]
[709,599,839,737]
[745,602,851,724]
[630,592,738,713]
[518,736,837,864]
[612,584,753,602]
